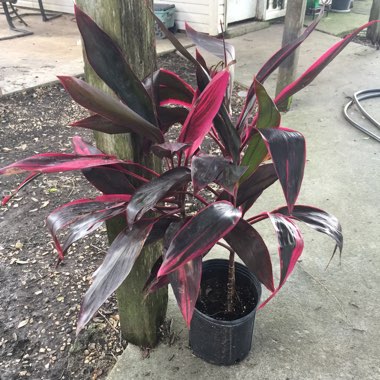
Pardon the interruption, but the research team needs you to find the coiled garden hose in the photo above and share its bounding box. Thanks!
[343,89,380,142]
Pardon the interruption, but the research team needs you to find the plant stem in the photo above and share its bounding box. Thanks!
[227,250,236,314]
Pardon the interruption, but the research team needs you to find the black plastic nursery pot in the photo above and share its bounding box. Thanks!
[189,259,262,366]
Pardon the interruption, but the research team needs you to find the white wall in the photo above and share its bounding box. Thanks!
[17,0,74,14]
[155,0,219,35]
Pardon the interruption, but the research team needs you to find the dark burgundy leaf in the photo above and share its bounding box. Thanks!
[144,217,180,247]
[1,172,41,206]
[259,127,305,214]
[225,219,274,292]
[237,163,278,213]
[151,142,190,158]
[58,76,163,143]
[158,202,241,277]
[70,114,128,134]
[185,22,235,109]
[213,106,241,164]
[273,205,343,253]
[195,49,208,72]
[150,9,207,76]
[275,20,380,105]
[258,213,304,308]
[157,106,189,132]
[185,22,235,63]
[195,49,210,90]
[77,221,153,333]
[178,70,230,158]
[82,167,135,195]
[74,5,155,124]
[169,256,202,327]
[142,256,165,295]
[61,205,127,255]
[127,167,191,226]
[191,155,245,194]
[0,153,122,176]
[144,69,194,106]
[71,136,135,194]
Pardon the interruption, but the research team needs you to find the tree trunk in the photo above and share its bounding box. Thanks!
[76,0,167,348]
[275,0,307,111]
[367,0,380,45]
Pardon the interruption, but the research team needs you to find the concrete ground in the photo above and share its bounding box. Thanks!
[1,6,379,380]
[0,13,192,95]
[304,0,373,36]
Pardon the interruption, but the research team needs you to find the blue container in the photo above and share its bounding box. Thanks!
[154,4,176,39]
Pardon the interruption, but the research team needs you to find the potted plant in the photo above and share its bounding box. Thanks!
[1,5,378,366]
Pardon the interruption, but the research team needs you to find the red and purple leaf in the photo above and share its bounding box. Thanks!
[151,142,190,159]
[236,9,325,131]
[178,70,230,158]
[144,68,194,107]
[74,5,155,124]
[72,136,101,155]
[77,221,153,333]
[256,10,325,83]
[58,76,163,143]
[127,167,191,226]
[71,137,135,194]
[275,20,380,105]
[169,256,202,327]
[256,213,304,308]
[0,153,122,176]
[225,219,274,292]
[47,195,131,259]
[158,202,242,277]
[258,127,306,214]
[274,205,343,254]
[60,205,128,256]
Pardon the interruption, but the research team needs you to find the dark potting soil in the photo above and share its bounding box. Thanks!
[196,275,257,321]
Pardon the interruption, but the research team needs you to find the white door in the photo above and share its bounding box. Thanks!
[257,0,287,21]
[227,0,257,24]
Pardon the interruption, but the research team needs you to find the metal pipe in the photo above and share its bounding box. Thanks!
[343,89,380,142]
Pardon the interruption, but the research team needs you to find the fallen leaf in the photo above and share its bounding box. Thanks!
[15,241,24,250]
[40,201,50,209]
[17,320,29,328]
[16,260,29,265]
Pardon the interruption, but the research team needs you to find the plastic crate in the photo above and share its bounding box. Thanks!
[154,3,175,39]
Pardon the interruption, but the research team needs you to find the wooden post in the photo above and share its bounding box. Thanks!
[367,0,380,45]
[76,0,167,348]
[275,0,307,112]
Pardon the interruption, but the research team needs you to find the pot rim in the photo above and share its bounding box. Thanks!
[193,259,261,327]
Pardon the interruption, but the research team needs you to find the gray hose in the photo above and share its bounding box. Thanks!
[343,89,380,142]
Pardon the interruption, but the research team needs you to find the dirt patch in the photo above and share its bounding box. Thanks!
[0,52,246,379]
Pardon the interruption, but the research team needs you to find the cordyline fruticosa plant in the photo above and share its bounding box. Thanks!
[1,5,378,333]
